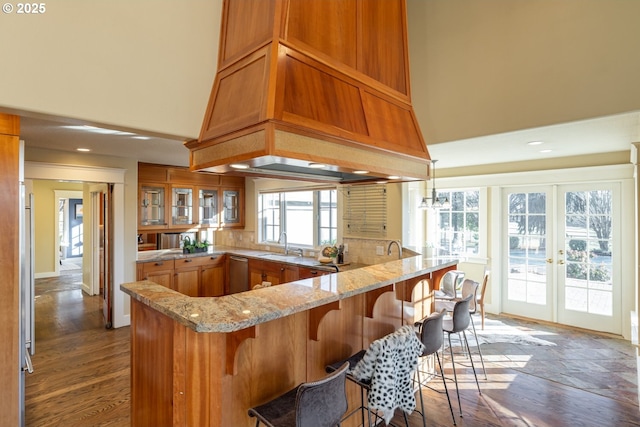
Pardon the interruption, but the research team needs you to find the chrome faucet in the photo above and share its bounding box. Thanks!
[279,231,288,255]
[387,240,402,259]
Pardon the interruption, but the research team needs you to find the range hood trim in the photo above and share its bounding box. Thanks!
[188,124,429,183]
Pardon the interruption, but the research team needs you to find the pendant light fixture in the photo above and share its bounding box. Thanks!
[418,159,450,209]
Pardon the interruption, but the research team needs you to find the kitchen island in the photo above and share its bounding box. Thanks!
[121,254,458,427]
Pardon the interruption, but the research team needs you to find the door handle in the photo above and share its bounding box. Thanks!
[558,260,565,265]
[546,258,553,264]
[23,350,33,374]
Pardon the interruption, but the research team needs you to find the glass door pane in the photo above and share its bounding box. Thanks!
[171,187,192,226]
[558,185,619,333]
[503,188,553,321]
[199,189,218,226]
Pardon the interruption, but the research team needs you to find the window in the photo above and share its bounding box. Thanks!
[435,190,480,256]
[258,189,337,247]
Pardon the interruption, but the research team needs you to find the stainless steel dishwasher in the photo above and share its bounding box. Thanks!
[228,256,248,294]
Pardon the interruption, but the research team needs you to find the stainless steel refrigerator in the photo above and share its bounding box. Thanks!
[18,146,35,426]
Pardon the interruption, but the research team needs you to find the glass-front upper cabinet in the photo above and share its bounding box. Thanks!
[171,186,193,226]
[140,184,166,227]
[198,188,218,226]
[222,189,241,226]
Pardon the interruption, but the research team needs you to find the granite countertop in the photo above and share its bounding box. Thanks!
[121,253,458,333]
[136,245,366,272]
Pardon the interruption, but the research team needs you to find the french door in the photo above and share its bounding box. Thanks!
[502,183,620,333]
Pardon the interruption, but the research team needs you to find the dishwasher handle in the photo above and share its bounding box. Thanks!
[230,256,248,263]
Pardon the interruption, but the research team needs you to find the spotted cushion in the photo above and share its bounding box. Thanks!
[350,325,425,424]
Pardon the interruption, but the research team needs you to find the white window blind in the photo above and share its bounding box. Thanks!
[343,184,387,237]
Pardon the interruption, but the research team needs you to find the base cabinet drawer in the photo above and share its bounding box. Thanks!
[137,256,226,297]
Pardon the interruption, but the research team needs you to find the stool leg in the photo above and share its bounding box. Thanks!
[436,352,456,425]
[447,333,463,417]
[469,315,487,380]
[415,367,427,427]
[462,330,481,394]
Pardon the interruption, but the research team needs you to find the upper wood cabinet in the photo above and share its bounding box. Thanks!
[138,163,244,231]
[197,187,219,227]
[139,183,168,230]
[170,186,194,228]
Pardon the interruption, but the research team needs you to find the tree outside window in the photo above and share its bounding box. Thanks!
[435,190,479,256]
[258,189,337,247]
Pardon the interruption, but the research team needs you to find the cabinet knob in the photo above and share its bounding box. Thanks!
[155,262,163,266]
[184,259,193,263]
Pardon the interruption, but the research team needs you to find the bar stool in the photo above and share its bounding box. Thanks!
[248,362,349,427]
[442,294,481,417]
[414,309,457,426]
[326,325,425,426]
[434,270,465,300]
[436,279,487,380]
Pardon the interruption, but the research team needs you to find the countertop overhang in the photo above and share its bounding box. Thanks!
[123,250,457,333]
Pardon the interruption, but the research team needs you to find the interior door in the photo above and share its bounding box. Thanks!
[101,185,113,328]
[502,184,621,334]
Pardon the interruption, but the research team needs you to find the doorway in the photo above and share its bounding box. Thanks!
[502,183,621,334]
[67,198,83,258]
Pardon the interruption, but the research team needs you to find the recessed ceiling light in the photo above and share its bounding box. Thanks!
[132,136,151,140]
[540,149,552,153]
[527,141,544,146]
[64,125,136,136]
[387,175,400,180]
[76,148,91,152]
[353,170,369,174]
[230,163,250,169]
[308,162,326,169]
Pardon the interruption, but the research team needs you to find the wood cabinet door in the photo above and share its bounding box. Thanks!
[169,185,194,228]
[144,270,174,289]
[174,266,200,297]
[248,259,284,287]
[220,187,244,228]
[282,265,299,283]
[138,260,175,289]
[139,183,169,230]
[201,255,226,297]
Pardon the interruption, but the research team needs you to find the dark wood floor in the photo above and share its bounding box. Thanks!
[26,269,640,427]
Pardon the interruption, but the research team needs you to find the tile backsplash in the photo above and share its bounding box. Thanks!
[214,231,417,265]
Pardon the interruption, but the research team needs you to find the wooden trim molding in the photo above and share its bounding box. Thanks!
[225,326,257,375]
[0,113,20,427]
[308,300,341,341]
[365,284,394,318]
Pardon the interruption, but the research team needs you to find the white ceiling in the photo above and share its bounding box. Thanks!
[427,111,640,169]
[19,110,639,171]
[20,115,192,167]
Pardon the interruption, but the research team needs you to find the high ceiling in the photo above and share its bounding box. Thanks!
[19,110,639,171]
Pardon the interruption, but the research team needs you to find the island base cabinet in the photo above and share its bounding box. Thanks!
[130,282,418,427]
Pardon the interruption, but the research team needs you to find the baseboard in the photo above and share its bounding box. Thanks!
[35,271,59,279]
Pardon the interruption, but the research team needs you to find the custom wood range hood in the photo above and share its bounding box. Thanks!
[186,0,431,183]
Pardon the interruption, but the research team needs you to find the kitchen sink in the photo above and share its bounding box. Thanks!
[258,253,305,262]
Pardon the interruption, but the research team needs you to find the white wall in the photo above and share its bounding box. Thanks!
[408,0,640,145]
[0,0,222,139]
